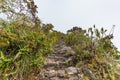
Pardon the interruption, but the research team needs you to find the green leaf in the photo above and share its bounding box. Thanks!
[0,51,5,60]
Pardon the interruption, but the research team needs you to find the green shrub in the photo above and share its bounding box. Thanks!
[65,26,119,63]
[0,20,55,79]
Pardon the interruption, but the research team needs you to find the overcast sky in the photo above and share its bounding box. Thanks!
[37,0,120,50]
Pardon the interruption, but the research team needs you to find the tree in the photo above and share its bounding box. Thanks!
[0,0,40,27]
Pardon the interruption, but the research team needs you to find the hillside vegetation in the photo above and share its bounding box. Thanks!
[0,0,120,80]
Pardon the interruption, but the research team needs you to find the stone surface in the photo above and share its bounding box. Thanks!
[57,70,65,78]
[50,77,59,80]
[83,68,96,80]
[39,40,79,80]
[78,74,84,80]
[69,76,79,80]
[66,67,78,75]
[39,40,82,80]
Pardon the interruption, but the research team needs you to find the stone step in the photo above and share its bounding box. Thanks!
[44,61,67,67]
[39,68,81,80]
[47,56,67,61]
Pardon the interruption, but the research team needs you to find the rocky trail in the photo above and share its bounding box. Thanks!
[39,40,84,80]
[30,39,120,80]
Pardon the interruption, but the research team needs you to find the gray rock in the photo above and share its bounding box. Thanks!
[78,74,84,80]
[50,77,59,80]
[69,76,79,80]
[62,46,72,51]
[39,73,45,80]
[83,68,96,80]
[66,67,78,75]
[44,70,56,78]
[62,46,75,54]
[57,70,65,78]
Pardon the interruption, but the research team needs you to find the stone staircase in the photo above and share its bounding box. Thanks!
[39,40,83,80]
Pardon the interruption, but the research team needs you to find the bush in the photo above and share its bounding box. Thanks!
[65,26,119,63]
[0,20,55,79]
[65,26,120,80]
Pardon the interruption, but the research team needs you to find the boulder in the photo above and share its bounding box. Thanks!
[66,67,78,75]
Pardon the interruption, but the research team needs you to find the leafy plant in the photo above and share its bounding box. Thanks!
[0,18,56,80]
